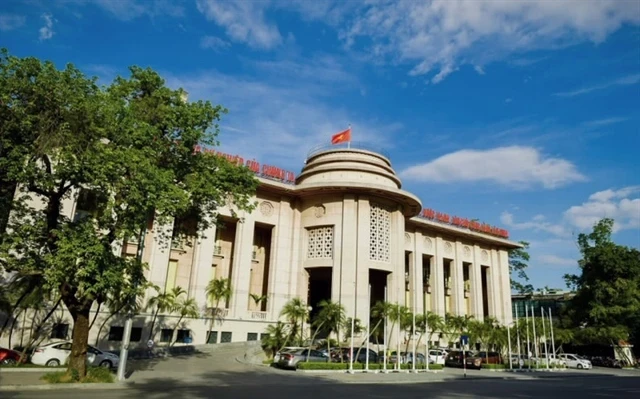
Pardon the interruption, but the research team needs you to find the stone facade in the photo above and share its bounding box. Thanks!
[0,147,520,351]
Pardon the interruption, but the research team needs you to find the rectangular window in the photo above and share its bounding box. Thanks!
[165,260,178,292]
[260,333,269,341]
[108,326,125,341]
[247,333,258,341]
[50,323,69,339]
[130,327,142,342]
[177,329,191,343]
[160,329,173,343]
[207,331,218,344]
[220,331,232,343]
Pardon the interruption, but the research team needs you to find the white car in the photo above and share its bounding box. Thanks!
[31,341,120,368]
[428,349,448,365]
[558,353,591,369]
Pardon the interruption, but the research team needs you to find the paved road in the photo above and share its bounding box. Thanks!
[4,373,640,399]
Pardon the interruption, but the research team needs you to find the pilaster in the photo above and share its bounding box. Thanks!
[413,231,424,315]
[189,218,217,312]
[472,245,484,321]
[433,237,445,317]
[499,250,513,325]
[336,195,358,318]
[145,217,175,299]
[230,213,255,317]
[454,241,465,316]
[268,198,294,319]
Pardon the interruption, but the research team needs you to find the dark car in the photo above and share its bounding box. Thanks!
[465,351,503,369]
[445,350,475,368]
[0,347,23,365]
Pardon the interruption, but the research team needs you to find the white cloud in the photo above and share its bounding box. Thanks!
[582,117,629,127]
[161,61,399,170]
[500,211,568,237]
[564,186,640,232]
[68,0,184,21]
[554,74,640,97]
[307,0,640,83]
[196,0,282,49]
[538,254,577,267]
[0,14,26,31]
[400,146,586,189]
[200,36,230,51]
[39,14,54,41]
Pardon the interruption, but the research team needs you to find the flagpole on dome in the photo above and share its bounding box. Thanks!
[347,124,351,149]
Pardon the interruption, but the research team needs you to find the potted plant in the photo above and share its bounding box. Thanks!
[444,278,451,296]
[464,281,471,298]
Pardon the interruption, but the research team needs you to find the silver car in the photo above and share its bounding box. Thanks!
[277,349,329,369]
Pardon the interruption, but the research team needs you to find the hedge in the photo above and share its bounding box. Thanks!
[296,362,443,371]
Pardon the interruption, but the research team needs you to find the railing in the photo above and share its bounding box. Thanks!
[306,142,391,160]
[251,311,267,320]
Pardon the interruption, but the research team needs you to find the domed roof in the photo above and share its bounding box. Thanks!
[295,146,422,217]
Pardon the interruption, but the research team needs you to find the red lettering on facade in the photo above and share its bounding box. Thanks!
[419,208,509,239]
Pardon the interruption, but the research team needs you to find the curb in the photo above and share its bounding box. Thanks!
[0,368,60,373]
[0,382,130,391]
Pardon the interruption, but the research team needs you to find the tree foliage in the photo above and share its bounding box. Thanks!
[563,218,640,345]
[508,241,534,293]
[0,49,258,377]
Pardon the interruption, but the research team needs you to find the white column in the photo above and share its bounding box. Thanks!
[189,218,217,312]
[499,250,513,325]
[145,217,175,298]
[289,200,303,300]
[337,195,358,318]
[268,198,295,319]
[489,250,501,320]
[472,245,484,321]
[454,241,465,316]
[413,231,424,315]
[433,237,445,317]
[355,197,370,324]
[230,213,255,317]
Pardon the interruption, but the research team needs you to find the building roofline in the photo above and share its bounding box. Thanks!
[407,217,523,249]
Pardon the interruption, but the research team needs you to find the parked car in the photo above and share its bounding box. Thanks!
[0,347,23,365]
[273,346,306,363]
[428,349,448,365]
[465,351,503,369]
[31,341,120,368]
[558,353,592,369]
[445,350,475,368]
[404,352,429,365]
[276,348,329,369]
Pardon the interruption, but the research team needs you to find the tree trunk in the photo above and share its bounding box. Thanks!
[8,308,23,349]
[89,301,102,330]
[171,315,184,347]
[306,322,324,362]
[148,308,160,341]
[68,303,92,378]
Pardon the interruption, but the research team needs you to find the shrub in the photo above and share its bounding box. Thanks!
[41,367,115,384]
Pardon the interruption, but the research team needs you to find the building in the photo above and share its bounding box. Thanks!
[0,144,521,350]
[511,289,574,319]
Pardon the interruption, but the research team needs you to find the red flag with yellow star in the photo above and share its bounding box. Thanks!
[331,127,351,144]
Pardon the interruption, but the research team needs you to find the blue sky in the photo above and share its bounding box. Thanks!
[2,0,639,291]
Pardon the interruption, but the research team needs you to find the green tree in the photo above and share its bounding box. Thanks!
[0,50,258,378]
[171,293,200,346]
[206,277,233,335]
[509,241,534,293]
[306,300,345,361]
[280,298,309,346]
[564,218,640,345]
[262,322,289,357]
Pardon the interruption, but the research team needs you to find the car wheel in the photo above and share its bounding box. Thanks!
[577,364,583,369]
[99,360,112,368]
[46,359,61,367]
